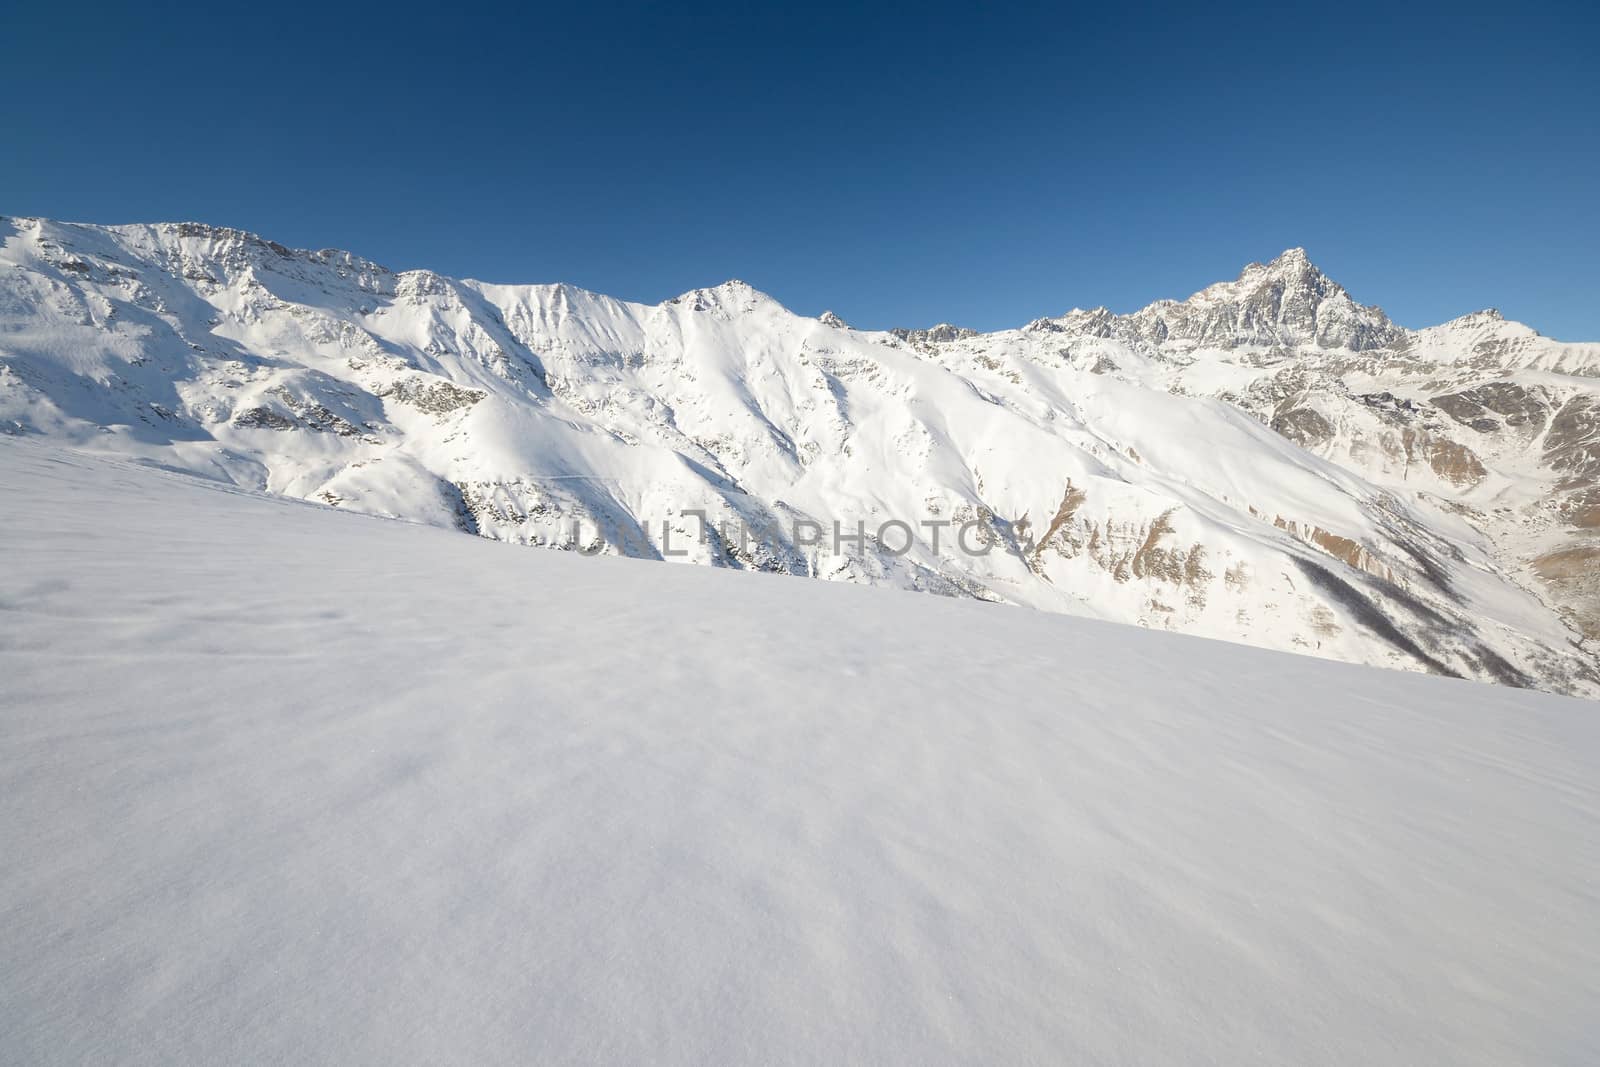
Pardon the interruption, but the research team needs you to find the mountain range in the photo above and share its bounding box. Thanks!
[2,217,1596,696]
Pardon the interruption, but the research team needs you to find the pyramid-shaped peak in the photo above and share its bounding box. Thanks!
[668,278,787,314]
[1132,247,1402,351]
[712,279,782,301]
[1198,248,1336,302]
[1221,247,1344,300]
[1250,247,1328,282]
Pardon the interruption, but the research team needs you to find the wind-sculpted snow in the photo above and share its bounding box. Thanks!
[0,217,1596,694]
[1,442,1596,1064]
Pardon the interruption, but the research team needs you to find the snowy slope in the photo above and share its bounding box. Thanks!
[1,440,1597,1065]
[1,217,1595,694]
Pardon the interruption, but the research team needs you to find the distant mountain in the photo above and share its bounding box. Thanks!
[2,217,1596,695]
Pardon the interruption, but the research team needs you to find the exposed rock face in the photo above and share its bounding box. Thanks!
[380,376,486,419]
[1270,406,1336,447]
[1534,546,1600,641]
[1413,435,1487,488]
[1025,495,1213,612]
[1274,518,1395,584]
[890,323,979,346]
[1434,382,1550,435]
[1545,396,1600,479]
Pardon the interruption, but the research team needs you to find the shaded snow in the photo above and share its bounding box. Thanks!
[1,439,1597,1064]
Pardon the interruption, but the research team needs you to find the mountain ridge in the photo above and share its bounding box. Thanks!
[2,215,1596,696]
[13,216,1562,341]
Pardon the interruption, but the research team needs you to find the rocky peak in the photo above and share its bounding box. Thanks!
[1442,308,1505,328]
[1256,246,1316,277]
[890,323,978,346]
[669,279,785,315]
[1124,249,1404,352]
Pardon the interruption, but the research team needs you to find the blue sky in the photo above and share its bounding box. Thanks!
[5,2,1597,337]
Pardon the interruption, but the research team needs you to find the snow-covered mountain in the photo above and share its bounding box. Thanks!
[2,216,1596,695]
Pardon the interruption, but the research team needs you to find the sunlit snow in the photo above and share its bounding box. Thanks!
[2,440,1595,1064]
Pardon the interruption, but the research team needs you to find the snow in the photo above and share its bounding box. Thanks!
[2,439,1597,1064]
[2,217,1595,695]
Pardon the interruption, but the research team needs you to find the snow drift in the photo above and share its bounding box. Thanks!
[1,441,1597,1064]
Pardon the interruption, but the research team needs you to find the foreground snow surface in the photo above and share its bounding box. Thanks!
[1,440,1597,1065]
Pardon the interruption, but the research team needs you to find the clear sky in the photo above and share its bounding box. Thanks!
[5,1,1596,338]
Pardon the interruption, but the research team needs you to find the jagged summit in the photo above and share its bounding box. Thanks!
[1261,246,1313,271]
[1119,247,1403,351]
[889,323,979,346]
[1200,247,1341,304]
[997,249,1400,352]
